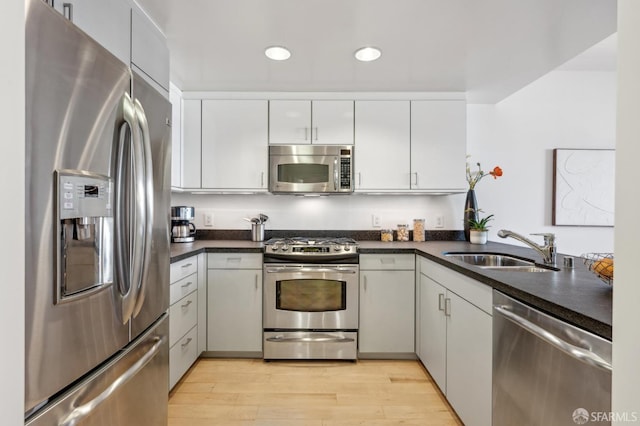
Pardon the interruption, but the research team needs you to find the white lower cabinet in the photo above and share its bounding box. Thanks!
[207,253,263,355]
[359,254,415,357]
[169,254,203,390]
[417,256,492,426]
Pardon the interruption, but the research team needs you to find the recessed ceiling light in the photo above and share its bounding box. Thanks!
[265,46,291,61]
[354,46,381,62]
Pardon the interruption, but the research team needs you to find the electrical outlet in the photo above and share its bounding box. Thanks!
[203,212,214,227]
[435,215,444,228]
[372,214,381,228]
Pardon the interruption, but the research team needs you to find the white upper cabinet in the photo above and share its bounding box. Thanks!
[51,0,131,66]
[354,101,410,190]
[269,100,354,145]
[410,100,467,191]
[201,100,268,190]
[312,100,354,145]
[181,99,202,189]
[269,100,310,144]
[354,99,466,192]
[131,3,170,91]
[169,84,182,189]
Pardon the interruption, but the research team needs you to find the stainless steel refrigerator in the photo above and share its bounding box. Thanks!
[25,0,171,424]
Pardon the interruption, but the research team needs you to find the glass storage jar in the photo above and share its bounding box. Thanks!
[397,224,409,242]
[381,229,393,242]
[413,219,425,242]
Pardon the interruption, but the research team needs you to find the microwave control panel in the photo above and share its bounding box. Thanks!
[340,157,351,189]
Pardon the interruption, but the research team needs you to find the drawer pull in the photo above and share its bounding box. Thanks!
[380,258,395,264]
[181,263,194,268]
[181,281,193,288]
[181,337,193,348]
[181,300,193,309]
[227,257,242,262]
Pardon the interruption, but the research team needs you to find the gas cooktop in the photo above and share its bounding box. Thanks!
[264,237,358,258]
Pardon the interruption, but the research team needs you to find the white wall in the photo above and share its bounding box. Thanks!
[613,1,640,421]
[171,192,465,232]
[467,70,617,256]
[1,0,25,424]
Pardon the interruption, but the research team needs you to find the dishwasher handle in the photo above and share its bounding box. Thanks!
[494,305,612,372]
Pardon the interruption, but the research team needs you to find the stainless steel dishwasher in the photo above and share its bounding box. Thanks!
[493,291,612,426]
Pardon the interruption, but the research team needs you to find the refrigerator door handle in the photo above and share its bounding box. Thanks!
[131,99,154,317]
[57,336,165,426]
[115,93,141,324]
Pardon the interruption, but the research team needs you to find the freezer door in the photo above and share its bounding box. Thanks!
[25,0,132,414]
[26,315,169,426]
[129,72,171,339]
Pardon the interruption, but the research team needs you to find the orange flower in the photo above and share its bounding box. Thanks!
[466,158,504,189]
[490,166,503,179]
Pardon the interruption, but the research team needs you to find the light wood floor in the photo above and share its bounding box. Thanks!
[168,358,463,426]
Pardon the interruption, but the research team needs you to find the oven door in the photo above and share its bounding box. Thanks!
[263,264,359,330]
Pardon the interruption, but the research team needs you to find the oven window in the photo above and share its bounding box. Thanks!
[276,279,346,312]
[277,163,329,184]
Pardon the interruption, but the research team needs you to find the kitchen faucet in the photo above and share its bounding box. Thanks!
[497,230,557,265]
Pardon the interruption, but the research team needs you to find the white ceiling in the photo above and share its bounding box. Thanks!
[136,0,616,103]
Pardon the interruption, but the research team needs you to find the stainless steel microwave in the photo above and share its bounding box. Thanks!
[269,145,354,194]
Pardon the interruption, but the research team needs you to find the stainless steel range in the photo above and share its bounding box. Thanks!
[263,237,359,360]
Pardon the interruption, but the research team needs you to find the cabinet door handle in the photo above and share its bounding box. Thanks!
[255,274,259,290]
[411,172,419,187]
[181,337,193,348]
[181,281,193,288]
[304,127,308,141]
[63,2,73,21]
[438,293,445,311]
[363,275,367,291]
[260,171,265,188]
[181,300,193,309]
[357,172,362,188]
[181,263,193,269]
[314,127,319,141]
[444,298,452,317]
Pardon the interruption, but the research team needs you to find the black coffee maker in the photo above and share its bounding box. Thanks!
[170,206,196,243]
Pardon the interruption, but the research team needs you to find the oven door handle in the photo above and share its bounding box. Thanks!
[266,334,355,343]
[265,267,358,274]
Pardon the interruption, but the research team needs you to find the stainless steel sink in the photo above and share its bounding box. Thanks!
[443,252,558,272]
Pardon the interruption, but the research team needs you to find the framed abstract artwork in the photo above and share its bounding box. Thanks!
[552,148,615,226]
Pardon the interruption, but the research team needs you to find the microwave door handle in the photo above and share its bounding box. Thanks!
[333,157,339,191]
[132,98,154,317]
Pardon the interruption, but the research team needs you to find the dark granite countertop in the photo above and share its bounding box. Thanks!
[170,239,612,340]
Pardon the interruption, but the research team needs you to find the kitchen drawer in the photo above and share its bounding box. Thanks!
[207,253,262,270]
[360,254,415,271]
[170,256,198,283]
[169,291,198,347]
[419,256,492,315]
[169,272,197,306]
[169,325,198,390]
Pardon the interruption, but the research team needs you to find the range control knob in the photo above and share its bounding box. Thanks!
[281,244,290,252]
[343,246,352,252]
[334,245,343,252]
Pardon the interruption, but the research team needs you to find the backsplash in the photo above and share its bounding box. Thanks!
[195,229,465,241]
[170,192,466,233]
